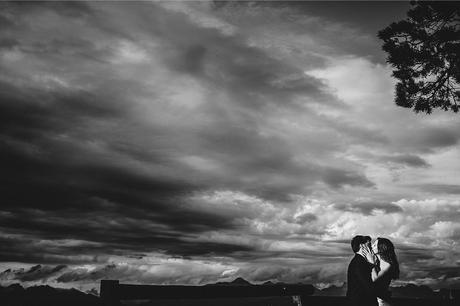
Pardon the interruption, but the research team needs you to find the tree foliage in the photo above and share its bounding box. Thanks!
[378,1,460,114]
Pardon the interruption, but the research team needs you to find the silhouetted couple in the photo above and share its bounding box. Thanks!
[346,236,400,306]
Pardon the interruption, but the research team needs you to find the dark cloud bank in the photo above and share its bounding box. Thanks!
[0,1,376,265]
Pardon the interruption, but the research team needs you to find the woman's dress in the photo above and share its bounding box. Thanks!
[375,266,393,306]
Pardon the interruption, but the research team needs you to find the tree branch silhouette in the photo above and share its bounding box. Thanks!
[378,1,460,114]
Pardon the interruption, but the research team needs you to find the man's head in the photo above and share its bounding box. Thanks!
[351,235,371,253]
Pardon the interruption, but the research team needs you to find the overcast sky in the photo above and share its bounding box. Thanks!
[1,1,460,292]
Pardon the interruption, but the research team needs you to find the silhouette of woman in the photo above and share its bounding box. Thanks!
[364,237,400,306]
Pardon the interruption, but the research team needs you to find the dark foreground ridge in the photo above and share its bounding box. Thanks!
[99,279,460,306]
[316,282,460,299]
[1,279,459,306]
[100,278,315,305]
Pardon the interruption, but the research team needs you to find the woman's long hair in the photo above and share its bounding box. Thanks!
[377,237,400,279]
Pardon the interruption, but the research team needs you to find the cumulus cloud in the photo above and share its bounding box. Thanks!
[0,264,67,283]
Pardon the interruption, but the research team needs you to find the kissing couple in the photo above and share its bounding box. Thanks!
[346,235,400,306]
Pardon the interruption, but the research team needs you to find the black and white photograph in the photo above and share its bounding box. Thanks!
[0,1,459,306]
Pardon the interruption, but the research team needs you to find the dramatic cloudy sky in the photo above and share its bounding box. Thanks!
[1,1,460,293]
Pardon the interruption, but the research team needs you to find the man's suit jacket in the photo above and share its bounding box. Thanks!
[346,254,378,306]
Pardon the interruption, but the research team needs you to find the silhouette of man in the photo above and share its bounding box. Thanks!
[346,235,378,306]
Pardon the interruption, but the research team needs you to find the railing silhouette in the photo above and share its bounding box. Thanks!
[100,280,314,306]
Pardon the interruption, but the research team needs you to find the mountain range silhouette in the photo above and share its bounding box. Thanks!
[0,283,101,306]
[207,277,252,286]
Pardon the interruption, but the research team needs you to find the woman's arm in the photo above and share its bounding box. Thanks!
[371,263,391,282]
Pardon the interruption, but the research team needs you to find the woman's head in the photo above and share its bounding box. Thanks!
[376,237,400,279]
[377,237,395,255]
